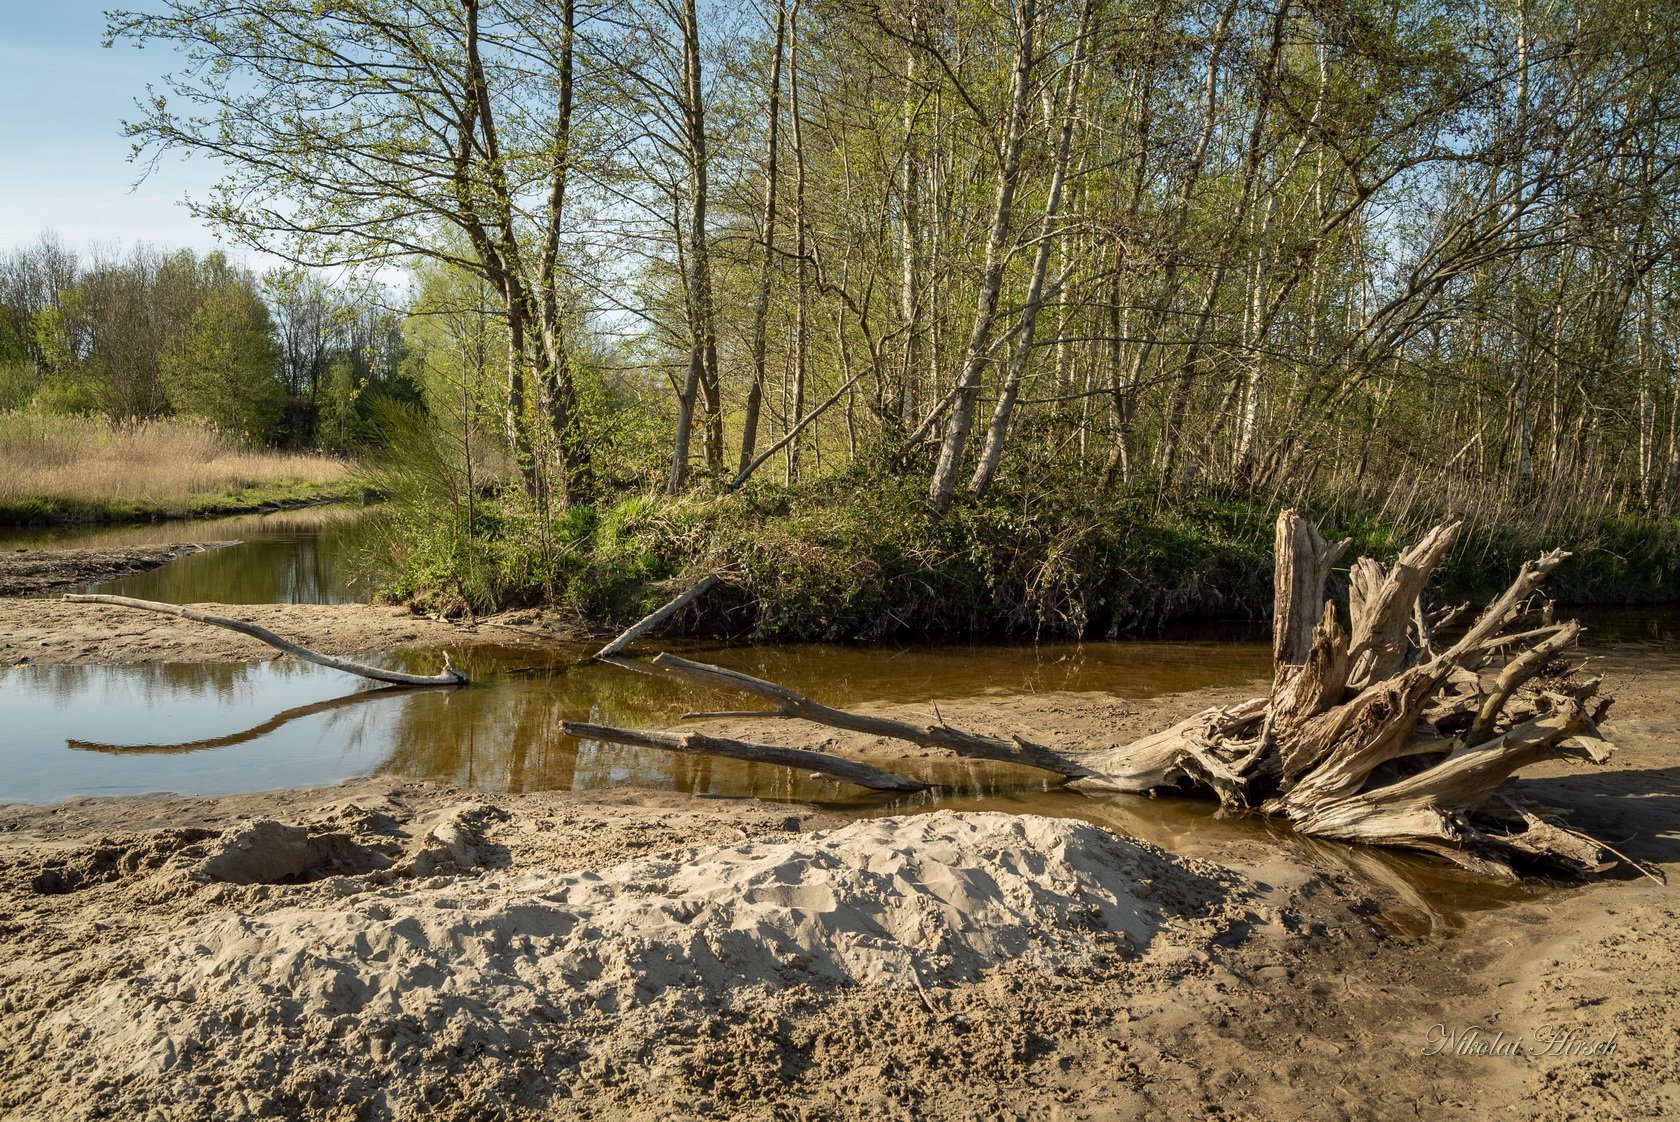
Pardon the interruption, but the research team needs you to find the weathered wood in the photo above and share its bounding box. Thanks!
[583,513,1622,878]
[1439,549,1572,661]
[1269,601,1350,731]
[1280,666,1441,800]
[62,594,467,686]
[1463,620,1582,747]
[1282,700,1612,875]
[1074,697,1268,801]
[595,574,720,659]
[1345,520,1460,689]
[560,720,930,792]
[1272,509,1350,669]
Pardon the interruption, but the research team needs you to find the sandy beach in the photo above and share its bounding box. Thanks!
[1,588,1677,1120]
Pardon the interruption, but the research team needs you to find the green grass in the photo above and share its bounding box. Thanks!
[383,473,1283,638]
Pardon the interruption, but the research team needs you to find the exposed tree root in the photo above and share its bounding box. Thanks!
[571,511,1623,877]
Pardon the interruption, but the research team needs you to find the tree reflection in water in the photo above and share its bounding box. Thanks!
[8,637,1272,807]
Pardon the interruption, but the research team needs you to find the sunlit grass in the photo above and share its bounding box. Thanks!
[0,411,353,522]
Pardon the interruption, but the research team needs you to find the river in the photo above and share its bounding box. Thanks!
[3,504,1673,931]
[0,505,1283,808]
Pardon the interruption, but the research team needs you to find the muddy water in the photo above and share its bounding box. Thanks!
[0,504,384,604]
[4,514,1673,933]
[0,637,1270,806]
[0,631,1584,935]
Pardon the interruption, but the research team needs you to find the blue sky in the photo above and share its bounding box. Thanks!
[0,4,244,259]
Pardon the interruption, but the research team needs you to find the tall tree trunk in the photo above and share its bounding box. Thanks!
[670,0,721,492]
[925,0,1038,517]
[738,2,787,475]
[1098,0,1236,489]
[535,0,590,501]
[898,3,926,430]
[787,4,809,484]
[968,0,1093,499]
[1157,0,1286,490]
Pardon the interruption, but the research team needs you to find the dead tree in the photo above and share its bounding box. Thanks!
[567,510,1621,878]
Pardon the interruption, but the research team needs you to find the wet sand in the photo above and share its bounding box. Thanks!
[0,596,1676,1120]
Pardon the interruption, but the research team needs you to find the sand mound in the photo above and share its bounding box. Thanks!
[12,810,1242,1121]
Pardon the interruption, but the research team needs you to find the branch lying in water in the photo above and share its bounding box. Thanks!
[595,573,720,659]
[560,719,932,793]
[62,594,468,687]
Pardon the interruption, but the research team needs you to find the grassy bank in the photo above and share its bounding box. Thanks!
[0,412,355,525]
[377,467,1680,641]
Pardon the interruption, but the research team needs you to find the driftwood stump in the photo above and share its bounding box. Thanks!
[568,510,1622,879]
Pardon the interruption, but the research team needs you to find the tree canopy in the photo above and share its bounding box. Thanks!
[98,0,1680,524]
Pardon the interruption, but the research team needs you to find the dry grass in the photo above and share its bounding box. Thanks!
[0,412,351,520]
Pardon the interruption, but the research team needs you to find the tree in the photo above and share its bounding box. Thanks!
[164,267,284,439]
[104,0,1680,531]
[923,0,1043,516]
[110,0,597,501]
[405,259,513,535]
[0,235,78,407]
[30,245,203,424]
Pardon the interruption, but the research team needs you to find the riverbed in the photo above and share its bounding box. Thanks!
[1,505,1272,807]
[2,512,1677,1120]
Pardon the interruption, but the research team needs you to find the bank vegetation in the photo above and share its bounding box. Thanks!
[0,413,351,524]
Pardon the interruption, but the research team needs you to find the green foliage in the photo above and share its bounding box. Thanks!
[27,373,100,416]
[365,398,568,615]
[165,280,284,439]
[386,465,1286,638]
[0,359,43,412]
[381,453,1680,639]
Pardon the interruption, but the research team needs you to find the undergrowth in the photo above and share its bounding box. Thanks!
[379,458,1680,640]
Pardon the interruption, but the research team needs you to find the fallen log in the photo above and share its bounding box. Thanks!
[62,594,467,687]
[615,652,1095,778]
[595,574,720,659]
[578,510,1625,878]
[559,720,931,792]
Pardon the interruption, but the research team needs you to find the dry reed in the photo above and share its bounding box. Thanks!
[0,412,349,511]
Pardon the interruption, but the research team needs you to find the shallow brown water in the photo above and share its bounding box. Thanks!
[5,517,1673,933]
[0,504,382,604]
[1,628,1622,935]
[0,637,1271,806]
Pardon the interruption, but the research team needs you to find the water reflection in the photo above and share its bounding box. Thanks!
[0,638,1270,805]
[1574,605,1680,648]
[655,636,1271,706]
[0,632,1626,931]
[0,504,367,551]
[2,660,411,801]
[1,505,385,605]
[68,683,434,754]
